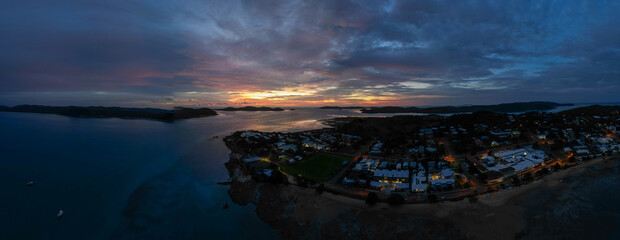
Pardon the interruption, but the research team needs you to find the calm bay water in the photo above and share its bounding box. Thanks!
[0,104,617,239]
[0,109,373,239]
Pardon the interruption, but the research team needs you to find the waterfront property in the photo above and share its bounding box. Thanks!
[472,148,548,182]
[225,105,620,204]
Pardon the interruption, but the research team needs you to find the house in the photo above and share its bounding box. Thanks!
[262,169,274,177]
[275,142,297,152]
[574,146,589,155]
[478,148,547,181]
[373,169,409,182]
[370,142,383,154]
[243,156,262,163]
[353,158,379,172]
[341,178,357,186]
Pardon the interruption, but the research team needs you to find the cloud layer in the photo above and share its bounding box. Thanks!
[1,0,619,107]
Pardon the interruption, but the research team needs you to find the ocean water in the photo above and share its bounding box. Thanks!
[0,104,617,239]
[0,108,392,239]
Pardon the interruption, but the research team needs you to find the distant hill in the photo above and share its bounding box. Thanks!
[559,105,620,116]
[216,106,285,111]
[360,101,573,114]
[0,105,217,121]
[319,106,364,110]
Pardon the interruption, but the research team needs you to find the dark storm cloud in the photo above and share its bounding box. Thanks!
[0,0,192,94]
[0,0,619,107]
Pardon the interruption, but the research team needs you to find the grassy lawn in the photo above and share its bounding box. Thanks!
[280,154,351,182]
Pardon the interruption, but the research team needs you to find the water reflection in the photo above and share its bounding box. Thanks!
[0,105,608,239]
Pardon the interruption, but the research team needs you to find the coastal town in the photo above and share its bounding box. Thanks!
[224,106,620,204]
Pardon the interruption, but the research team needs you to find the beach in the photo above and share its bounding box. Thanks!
[227,155,620,239]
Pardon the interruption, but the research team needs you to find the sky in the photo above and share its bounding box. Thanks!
[1,0,619,108]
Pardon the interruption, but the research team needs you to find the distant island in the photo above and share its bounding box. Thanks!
[216,106,285,111]
[319,106,364,110]
[0,105,217,121]
[360,101,573,114]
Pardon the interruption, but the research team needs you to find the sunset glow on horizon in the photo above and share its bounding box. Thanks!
[1,1,619,108]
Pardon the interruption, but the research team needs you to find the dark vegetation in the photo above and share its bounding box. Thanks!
[361,101,571,114]
[336,111,506,139]
[335,105,617,158]
[268,170,289,184]
[560,105,620,116]
[365,192,379,205]
[295,176,313,188]
[0,105,217,121]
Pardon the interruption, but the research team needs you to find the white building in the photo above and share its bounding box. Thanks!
[484,148,547,175]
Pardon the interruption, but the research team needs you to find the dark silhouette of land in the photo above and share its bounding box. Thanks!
[319,106,364,110]
[360,101,573,114]
[216,106,285,111]
[0,105,217,121]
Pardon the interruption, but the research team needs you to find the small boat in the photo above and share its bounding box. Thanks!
[222,203,229,209]
[26,181,34,186]
[56,210,64,219]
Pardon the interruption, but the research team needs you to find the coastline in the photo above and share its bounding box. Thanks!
[220,105,620,238]
[225,149,620,239]
[450,155,619,240]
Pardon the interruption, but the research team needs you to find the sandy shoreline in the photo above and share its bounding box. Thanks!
[444,156,618,240]
[227,155,620,239]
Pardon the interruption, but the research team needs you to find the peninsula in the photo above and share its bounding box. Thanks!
[360,101,572,114]
[224,105,619,205]
[0,105,217,121]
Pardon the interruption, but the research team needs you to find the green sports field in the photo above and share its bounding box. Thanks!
[281,154,351,182]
